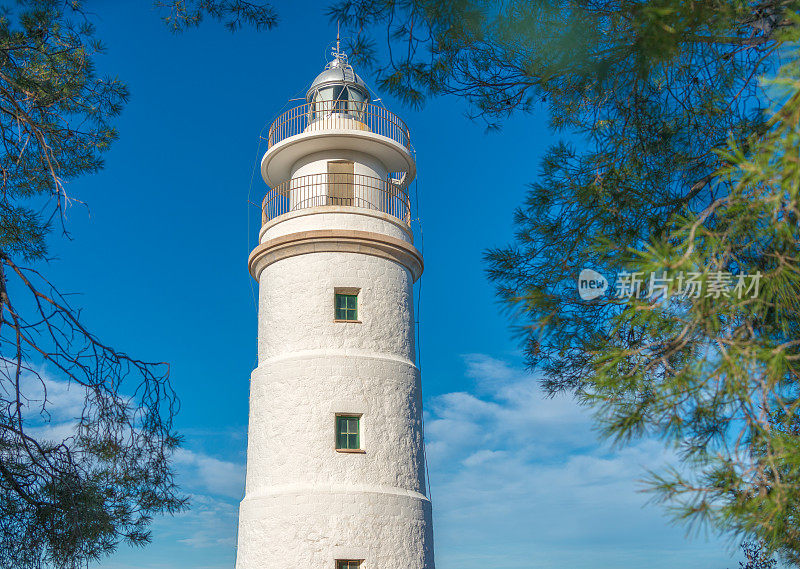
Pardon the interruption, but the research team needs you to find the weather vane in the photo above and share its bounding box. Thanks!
[330,20,348,67]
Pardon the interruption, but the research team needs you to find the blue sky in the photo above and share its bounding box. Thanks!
[31,1,751,568]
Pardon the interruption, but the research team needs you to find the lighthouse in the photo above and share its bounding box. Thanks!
[235,41,435,569]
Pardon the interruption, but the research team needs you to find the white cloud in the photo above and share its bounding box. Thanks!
[94,352,739,569]
[12,371,247,504]
[24,373,88,422]
[174,449,245,500]
[145,449,243,558]
[425,354,594,467]
[0,368,89,444]
[462,449,508,467]
[12,366,84,416]
[425,353,735,569]
[172,493,239,548]
[463,352,518,385]
[14,371,246,555]
[96,448,245,566]
[96,491,241,569]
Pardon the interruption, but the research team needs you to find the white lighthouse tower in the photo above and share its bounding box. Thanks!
[235,41,435,569]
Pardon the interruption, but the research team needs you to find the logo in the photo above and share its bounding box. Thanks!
[578,268,608,300]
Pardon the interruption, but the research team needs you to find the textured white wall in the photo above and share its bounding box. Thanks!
[237,490,434,569]
[236,210,434,568]
[245,355,425,492]
[291,149,387,179]
[260,209,412,244]
[255,251,416,363]
[236,350,433,569]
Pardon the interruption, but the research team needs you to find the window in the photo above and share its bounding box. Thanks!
[335,293,358,321]
[311,84,367,118]
[337,561,362,569]
[336,415,360,450]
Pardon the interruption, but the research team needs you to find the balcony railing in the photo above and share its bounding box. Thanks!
[261,173,411,226]
[267,101,411,150]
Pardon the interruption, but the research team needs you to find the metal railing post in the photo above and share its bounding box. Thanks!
[261,174,411,227]
[265,102,411,150]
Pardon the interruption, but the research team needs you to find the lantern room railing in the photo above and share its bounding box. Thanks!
[261,173,411,226]
[267,100,411,150]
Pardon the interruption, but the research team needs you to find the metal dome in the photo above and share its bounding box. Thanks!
[305,42,371,103]
[307,61,368,94]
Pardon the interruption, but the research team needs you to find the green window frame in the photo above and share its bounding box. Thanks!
[335,293,358,321]
[337,561,362,569]
[336,415,360,450]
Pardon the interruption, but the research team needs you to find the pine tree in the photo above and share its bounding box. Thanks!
[0,2,275,568]
[330,0,800,561]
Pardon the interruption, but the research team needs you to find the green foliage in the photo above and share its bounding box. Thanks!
[0,1,276,568]
[331,0,800,562]
[617,47,800,559]
[0,0,127,261]
[736,541,778,569]
[156,0,278,32]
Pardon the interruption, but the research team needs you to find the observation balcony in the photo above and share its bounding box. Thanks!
[260,101,416,187]
[267,100,411,150]
[261,173,411,226]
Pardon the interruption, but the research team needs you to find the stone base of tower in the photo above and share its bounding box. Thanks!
[234,353,434,568]
[235,489,434,568]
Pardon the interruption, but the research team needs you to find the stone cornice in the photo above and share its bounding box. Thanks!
[259,206,414,243]
[248,230,424,281]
